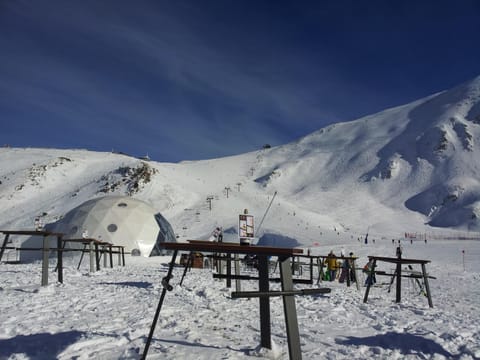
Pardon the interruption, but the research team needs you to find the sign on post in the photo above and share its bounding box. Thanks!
[239,211,254,245]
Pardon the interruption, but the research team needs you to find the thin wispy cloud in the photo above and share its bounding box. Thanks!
[1,1,479,161]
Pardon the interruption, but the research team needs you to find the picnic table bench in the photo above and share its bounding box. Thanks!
[0,230,125,286]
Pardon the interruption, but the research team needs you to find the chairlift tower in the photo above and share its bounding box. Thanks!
[206,196,214,211]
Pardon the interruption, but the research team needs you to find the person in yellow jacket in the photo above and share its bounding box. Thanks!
[326,251,337,282]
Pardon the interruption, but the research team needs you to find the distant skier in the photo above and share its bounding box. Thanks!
[34,218,40,231]
[210,227,223,242]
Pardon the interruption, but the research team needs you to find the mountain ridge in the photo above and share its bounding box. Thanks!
[1,75,480,245]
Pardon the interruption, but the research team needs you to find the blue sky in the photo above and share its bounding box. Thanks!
[1,0,479,162]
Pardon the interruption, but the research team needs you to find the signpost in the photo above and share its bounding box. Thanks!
[239,210,254,245]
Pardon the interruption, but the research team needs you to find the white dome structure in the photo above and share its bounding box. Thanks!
[43,196,176,258]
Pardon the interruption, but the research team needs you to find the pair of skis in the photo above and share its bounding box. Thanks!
[386,265,427,297]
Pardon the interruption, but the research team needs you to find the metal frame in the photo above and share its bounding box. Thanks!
[363,256,433,308]
[142,241,331,360]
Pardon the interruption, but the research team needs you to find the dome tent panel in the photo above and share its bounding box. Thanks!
[23,196,175,260]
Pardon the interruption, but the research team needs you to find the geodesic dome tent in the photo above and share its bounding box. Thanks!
[22,196,176,260]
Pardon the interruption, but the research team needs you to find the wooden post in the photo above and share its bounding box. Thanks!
[108,245,113,268]
[117,247,122,265]
[41,234,50,286]
[346,259,351,287]
[218,254,223,276]
[103,245,108,268]
[95,243,100,271]
[0,233,10,262]
[234,254,241,292]
[309,257,314,284]
[396,247,402,303]
[395,263,402,303]
[226,254,232,288]
[257,255,271,349]
[279,255,302,360]
[57,235,63,283]
[421,263,434,308]
[89,241,95,272]
[77,243,87,270]
[179,252,192,286]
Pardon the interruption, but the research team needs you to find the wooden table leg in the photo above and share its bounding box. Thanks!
[179,252,192,286]
[421,264,433,308]
[234,254,241,292]
[396,260,402,303]
[89,241,95,272]
[77,243,87,270]
[95,243,100,271]
[257,255,271,349]
[226,254,232,288]
[57,236,63,283]
[0,233,10,262]
[41,235,50,286]
[279,255,302,359]
[109,245,113,268]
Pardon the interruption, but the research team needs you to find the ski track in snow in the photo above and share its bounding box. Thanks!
[1,239,479,360]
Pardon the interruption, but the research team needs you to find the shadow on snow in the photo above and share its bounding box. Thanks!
[152,337,253,355]
[336,332,455,358]
[0,331,86,358]
[98,281,153,289]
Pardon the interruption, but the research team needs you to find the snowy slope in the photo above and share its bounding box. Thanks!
[2,77,480,245]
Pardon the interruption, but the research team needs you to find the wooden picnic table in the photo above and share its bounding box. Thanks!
[363,255,433,307]
[0,230,64,285]
[0,231,126,285]
[142,240,330,360]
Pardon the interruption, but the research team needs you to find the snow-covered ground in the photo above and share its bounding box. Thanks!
[1,76,480,359]
[1,237,479,359]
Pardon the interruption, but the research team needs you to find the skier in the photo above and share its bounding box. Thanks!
[363,259,376,286]
[338,257,349,283]
[325,251,337,282]
[348,252,357,283]
[210,227,223,242]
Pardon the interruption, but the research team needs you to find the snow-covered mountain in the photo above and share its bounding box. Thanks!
[1,75,480,245]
